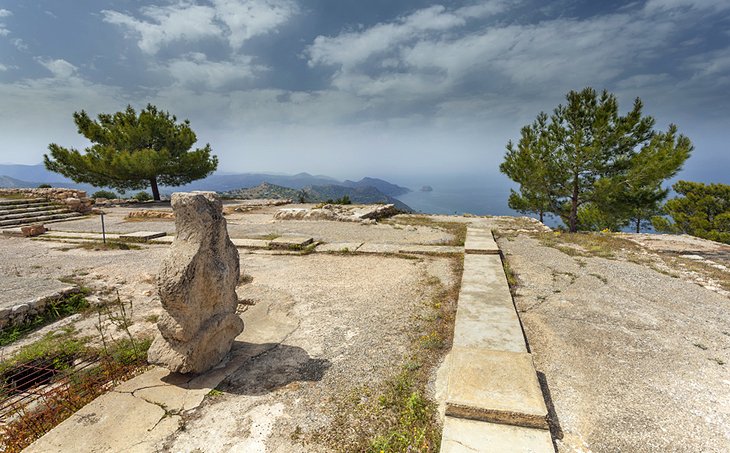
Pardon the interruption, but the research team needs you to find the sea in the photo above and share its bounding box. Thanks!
[390,173,560,227]
[391,174,515,217]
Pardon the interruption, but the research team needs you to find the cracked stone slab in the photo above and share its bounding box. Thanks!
[118,231,167,242]
[25,392,170,453]
[464,228,500,255]
[315,242,363,253]
[26,298,298,452]
[446,347,548,430]
[440,416,553,452]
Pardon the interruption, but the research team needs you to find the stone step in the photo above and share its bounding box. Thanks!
[0,197,51,207]
[440,417,554,453]
[445,348,549,430]
[464,227,500,255]
[0,212,83,227]
[0,204,58,216]
[0,208,70,221]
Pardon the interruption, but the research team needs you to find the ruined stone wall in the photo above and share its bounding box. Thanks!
[0,188,94,213]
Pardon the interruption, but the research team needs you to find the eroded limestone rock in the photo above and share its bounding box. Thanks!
[147,192,244,373]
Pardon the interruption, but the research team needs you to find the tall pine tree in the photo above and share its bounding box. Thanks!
[501,87,690,232]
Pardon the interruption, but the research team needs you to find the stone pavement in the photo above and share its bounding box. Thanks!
[26,296,299,452]
[440,227,553,452]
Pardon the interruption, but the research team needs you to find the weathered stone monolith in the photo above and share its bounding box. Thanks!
[147,192,244,373]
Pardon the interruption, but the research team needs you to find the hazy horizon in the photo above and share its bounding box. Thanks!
[1,1,729,187]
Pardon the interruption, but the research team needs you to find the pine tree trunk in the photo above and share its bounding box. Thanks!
[150,177,160,201]
[570,174,579,233]
[539,210,544,223]
[636,217,641,233]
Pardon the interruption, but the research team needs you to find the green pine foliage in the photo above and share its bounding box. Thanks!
[652,181,730,244]
[44,104,218,201]
[501,87,692,232]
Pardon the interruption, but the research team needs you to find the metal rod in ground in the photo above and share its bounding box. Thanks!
[100,212,106,244]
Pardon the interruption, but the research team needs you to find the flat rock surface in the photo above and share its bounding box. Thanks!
[499,232,730,452]
[441,417,554,453]
[446,347,548,429]
[0,276,77,310]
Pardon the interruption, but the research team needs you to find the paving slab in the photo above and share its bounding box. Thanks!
[0,276,78,311]
[446,347,548,430]
[268,236,314,249]
[464,228,500,255]
[440,416,554,453]
[453,291,526,352]
[118,231,167,242]
[356,243,402,254]
[42,231,122,240]
[315,242,363,253]
[25,392,175,453]
[398,244,463,255]
[150,235,174,244]
[460,254,512,298]
[231,238,270,248]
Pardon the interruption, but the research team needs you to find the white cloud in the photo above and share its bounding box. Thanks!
[644,0,730,12]
[307,1,720,105]
[0,8,11,36]
[38,58,78,79]
[307,3,506,70]
[102,3,220,54]
[103,0,297,54]
[163,52,264,88]
[213,0,298,50]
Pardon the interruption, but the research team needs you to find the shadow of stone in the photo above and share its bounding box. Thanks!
[537,370,563,452]
[212,341,330,396]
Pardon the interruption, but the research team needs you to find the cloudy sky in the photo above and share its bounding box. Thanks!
[0,0,728,183]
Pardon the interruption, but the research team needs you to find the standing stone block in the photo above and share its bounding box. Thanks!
[147,192,244,374]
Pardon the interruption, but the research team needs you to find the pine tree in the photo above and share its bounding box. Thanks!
[501,87,690,232]
[599,125,692,232]
[653,181,730,244]
[500,113,561,223]
[44,104,218,201]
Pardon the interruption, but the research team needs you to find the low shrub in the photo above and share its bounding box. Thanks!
[91,190,117,199]
[132,191,152,202]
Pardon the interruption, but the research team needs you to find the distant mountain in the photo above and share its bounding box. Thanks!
[222,182,414,212]
[0,164,72,183]
[306,185,413,212]
[341,177,411,197]
[0,175,39,188]
[0,164,412,200]
[221,183,301,200]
